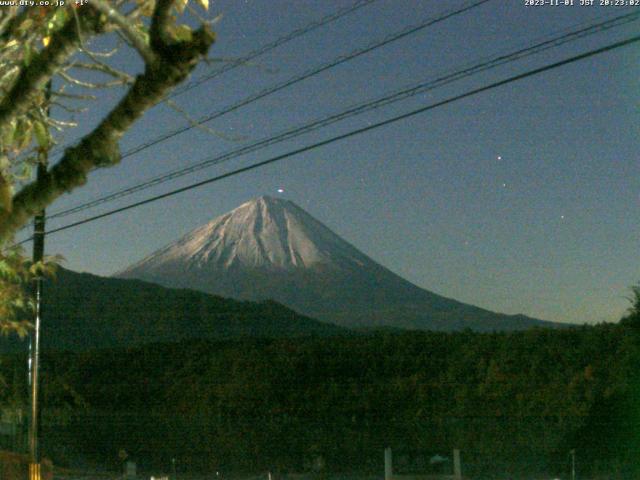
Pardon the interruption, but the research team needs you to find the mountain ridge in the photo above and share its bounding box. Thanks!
[116,196,373,274]
[0,267,345,352]
[116,196,561,332]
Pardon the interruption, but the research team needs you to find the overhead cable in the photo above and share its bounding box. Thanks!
[18,33,639,243]
[117,0,493,159]
[169,0,380,98]
[48,0,380,157]
[46,9,640,222]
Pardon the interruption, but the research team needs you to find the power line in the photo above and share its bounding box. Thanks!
[45,9,640,222]
[169,0,379,98]
[47,0,379,158]
[50,0,486,161]
[20,33,639,243]
[39,0,493,224]
[117,0,493,159]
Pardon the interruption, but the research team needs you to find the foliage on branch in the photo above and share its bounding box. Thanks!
[0,0,215,333]
[0,247,60,337]
[621,283,640,326]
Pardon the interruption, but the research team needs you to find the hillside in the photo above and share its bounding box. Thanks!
[1,268,345,351]
[1,323,636,478]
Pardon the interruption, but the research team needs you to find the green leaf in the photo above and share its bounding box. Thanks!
[0,259,12,277]
[2,119,16,148]
[175,0,188,13]
[23,43,32,66]
[17,18,34,34]
[15,163,32,181]
[33,121,50,149]
[49,9,67,32]
[138,0,156,17]
[14,120,32,150]
[172,24,193,42]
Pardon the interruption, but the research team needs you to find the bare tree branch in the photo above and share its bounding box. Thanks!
[0,7,27,43]
[0,1,215,241]
[79,43,120,58]
[59,71,130,89]
[91,0,155,64]
[68,62,134,83]
[166,99,245,141]
[0,7,103,129]
[52,91,97,101]
[48,118,79,129]
[51,101,87,114]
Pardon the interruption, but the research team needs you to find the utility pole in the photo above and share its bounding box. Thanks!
[28,80,50,480]
[570,449,576,480]
[384,447,393,480]
[28,168,45,480]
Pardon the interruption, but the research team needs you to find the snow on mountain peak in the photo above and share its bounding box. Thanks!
[119,196,369,274]
[115,197,556,332]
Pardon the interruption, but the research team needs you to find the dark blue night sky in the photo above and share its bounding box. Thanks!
[31,0,640,325]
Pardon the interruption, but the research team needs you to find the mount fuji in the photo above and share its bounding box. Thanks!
[116,196,557,331]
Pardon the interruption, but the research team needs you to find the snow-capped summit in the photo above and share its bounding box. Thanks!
[119,196,369,273]
[116,196,557,331]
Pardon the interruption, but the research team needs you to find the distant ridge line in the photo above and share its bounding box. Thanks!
[116,196,562,332]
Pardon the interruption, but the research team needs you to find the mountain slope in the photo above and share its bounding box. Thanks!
[117,196,559,331]
[1,268,345,351]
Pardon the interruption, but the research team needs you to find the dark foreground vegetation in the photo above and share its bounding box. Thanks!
[1,320,639,479]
